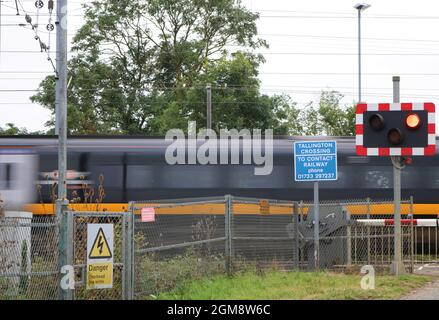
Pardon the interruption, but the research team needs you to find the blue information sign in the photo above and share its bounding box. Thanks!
[294,141,338,181]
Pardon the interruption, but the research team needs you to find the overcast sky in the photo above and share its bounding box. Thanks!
[1,0,439,132]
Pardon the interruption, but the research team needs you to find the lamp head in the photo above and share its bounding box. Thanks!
[354,3,371,11]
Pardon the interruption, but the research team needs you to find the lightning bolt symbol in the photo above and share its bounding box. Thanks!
[97,235,104,255]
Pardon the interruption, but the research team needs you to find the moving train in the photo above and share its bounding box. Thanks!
[1,135,439,216]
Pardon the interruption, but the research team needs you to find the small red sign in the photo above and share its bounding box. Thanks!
[141,207,155,222]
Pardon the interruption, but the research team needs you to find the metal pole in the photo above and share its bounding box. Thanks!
[122,212,134,300]
[358,9,362,102]
[56,0,70,299]
[366,197,371,264]
[409,196,414,273]
[65,210,73,300]
[391,76,405,275]
[206,83,212,130]
[293,201,299,269]
[225,195,232,275]
[314,181,320,269]
[346,208,352,267]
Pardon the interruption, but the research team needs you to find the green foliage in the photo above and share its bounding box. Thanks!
[32,0,273,135]
[157,270,431,300]
[29,0,356,137]
[136,249,226,299]
[0,123,32,135]
[157,53,293,134]
[0,123,46,136]
[318,91,356,136]
[286,91,356,136]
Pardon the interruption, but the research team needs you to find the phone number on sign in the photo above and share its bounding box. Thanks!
[297,173,336,180]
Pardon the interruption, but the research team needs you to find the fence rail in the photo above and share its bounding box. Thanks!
[0,214,60,300]
[1,195,437,300]
[129,195,431,299]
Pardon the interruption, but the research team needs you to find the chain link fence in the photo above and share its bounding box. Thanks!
[1,195,434,300]
[130,195,419,298]
[130,197,227,299]
[65,211,132,300]
[0,213,60,300]
[296,199,413,273]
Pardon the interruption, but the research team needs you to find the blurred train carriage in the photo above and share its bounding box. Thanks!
[0,136,439,214]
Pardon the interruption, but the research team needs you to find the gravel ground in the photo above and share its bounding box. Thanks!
[401,263,439,300]
[401,280,439,300]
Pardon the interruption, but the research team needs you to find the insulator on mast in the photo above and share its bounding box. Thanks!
[25,14,32,24]
[48,0,54,14]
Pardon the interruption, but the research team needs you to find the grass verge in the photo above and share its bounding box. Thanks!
[156,270,433,300]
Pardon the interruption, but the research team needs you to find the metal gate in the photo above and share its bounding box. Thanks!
[413,221,439,271]
[65,211,133,300]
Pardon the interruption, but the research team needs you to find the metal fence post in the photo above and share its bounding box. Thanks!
[346,208,352,267]
[225,195,232,276]
[57,199,69,300]
[65,211,74,300]
[409,196,414,273]
[293,201,299,269]
[124,210,134,300]
[366,197,371,265]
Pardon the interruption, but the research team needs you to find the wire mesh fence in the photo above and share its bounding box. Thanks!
[66,212,129,300]
[130,195,421,298]
[130,197,227,299]
[0,213,59,300]
[296,199,414,273]
[231,197,298,271]
[413,223,439,264]
[1,195,435,300]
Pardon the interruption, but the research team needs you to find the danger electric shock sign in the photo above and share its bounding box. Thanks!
[86,224,114,290]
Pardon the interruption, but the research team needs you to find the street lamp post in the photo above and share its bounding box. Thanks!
[354,3,371,103]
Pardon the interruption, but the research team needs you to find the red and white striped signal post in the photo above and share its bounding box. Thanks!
[355,76,436,275]
[355,102,435,156]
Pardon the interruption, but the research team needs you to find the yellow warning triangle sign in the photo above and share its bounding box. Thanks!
[89,227,112,259]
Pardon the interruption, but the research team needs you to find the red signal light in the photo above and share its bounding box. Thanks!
[403,157,413,165]
[406,113,421,129]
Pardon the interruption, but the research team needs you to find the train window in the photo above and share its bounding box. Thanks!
[126,165,156,188]
[346,156,370,164]
[0,163,12,189]
[157,165,223,188]
[89,165,123,188]
[363,168,392,189]
[88,153,124,189]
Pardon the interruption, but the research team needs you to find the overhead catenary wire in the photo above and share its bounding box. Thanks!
[3,2,439,116]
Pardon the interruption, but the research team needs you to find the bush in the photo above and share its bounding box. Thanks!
[136,248,226,299]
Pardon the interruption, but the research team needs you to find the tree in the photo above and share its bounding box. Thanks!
[158,52,294,134]
[0,123,29,135]
[0,123,45,135]
[318,91,355,136]
[284,91,355,136]
[31,0,267,134]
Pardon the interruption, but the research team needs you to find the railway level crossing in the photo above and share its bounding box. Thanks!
[355,76,436,275]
